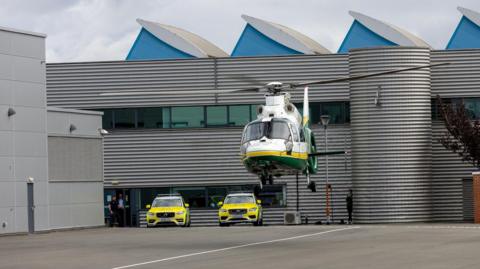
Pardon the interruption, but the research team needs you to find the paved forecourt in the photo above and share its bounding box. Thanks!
[1,224,480,269]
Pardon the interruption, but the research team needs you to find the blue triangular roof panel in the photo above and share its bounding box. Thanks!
[231,24,302,57]
[126,28,194,60]
[338,20,397,53]
[446,16,480,49]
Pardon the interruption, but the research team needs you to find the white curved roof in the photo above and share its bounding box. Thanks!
[349,11,431,48]
[136,19,228,58]
[241,15,330,54]
[458,7,480,26]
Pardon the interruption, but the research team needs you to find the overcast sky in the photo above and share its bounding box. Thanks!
[0,0,478,62]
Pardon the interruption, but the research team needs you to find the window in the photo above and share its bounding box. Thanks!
[229,105,250,126]
[152,197,183,207]
[243,120,291,142]
[345,102,350,123]
[321,102,345,124]
[464,98,480,119]
[173,188,206,208]
[114,109,136,128]
[137,107,169,128]
[171,106,204,128]
[224,195,255,204]
[251,105,258,121]
[257,185,285,207]
[102,109,114,129]
[140,188,170,208]
[291,126,299,142]
[206,106,228,126]
[207,187,228,208]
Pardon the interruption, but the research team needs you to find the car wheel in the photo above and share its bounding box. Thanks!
[219,222,229,227]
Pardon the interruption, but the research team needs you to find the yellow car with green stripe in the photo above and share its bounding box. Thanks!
[218,193,263,226]
[146,195,191,227]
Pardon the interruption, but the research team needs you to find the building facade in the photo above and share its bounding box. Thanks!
[0,26,104,234]
[46,46,480,225]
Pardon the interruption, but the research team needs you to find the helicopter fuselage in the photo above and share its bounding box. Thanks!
[240,93,316,181]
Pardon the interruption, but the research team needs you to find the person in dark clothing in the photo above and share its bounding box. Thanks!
[346,189,353,224]
[117,194,125,227]
[108,195,119,227]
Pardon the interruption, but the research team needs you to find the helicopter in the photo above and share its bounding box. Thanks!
[100,63,448,192]
[232,63,448,191]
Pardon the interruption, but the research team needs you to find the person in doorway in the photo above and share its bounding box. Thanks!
[346,189,353,224]
[108,195,119,227]
[118,194,125,227]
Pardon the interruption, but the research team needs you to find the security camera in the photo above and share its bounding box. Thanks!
[98,128,109,135]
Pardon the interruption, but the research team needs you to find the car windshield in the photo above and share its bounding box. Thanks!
[152,198,183,207]
[243,120,291,142]
[224,196,255,204]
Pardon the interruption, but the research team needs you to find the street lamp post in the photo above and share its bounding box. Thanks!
[320,115,331,224]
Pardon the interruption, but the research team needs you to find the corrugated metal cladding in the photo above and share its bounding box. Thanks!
[432,123,475,222]
[104,124,352,224]
[349,47,433,223]
[46,54,349,108]
[431,50,480,98]
[46,49,480,224]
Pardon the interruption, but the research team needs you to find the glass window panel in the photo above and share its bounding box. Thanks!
[321,102,344,124]
[464,98,480,119]
[137,107,164,128]
[102,109,114,129]
[229,105,250,126]
[257,185,285,207]
[345,102,351,123]
[173,188,206,208]
[163,107,171,128]
[114,109,136,128]
[171,106,204,128]
[251,105,258,121]
[140,188,170,209]
[206,106,227,127]
[207,187,228,208]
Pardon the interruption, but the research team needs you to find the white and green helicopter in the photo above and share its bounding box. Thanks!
[100,63,448,192]
[232,63,448,191]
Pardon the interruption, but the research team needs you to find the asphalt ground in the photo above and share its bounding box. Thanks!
[1,224,480,269]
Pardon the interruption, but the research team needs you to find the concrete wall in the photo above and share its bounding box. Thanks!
[0,27,47,234]
[47,108,104,229]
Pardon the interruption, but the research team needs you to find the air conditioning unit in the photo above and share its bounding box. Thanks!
[284,211,301,225]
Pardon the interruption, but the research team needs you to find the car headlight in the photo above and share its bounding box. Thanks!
[220,209,227,213]
[177,211,185,215]
[147,212,155,217]
[248,208,257,212]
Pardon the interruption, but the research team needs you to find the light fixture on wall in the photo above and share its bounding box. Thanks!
[7,108,16,117]
[98,128,109,135]
[69,124,77,133]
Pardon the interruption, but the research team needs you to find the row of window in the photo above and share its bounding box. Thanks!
[136,185,286,209]
[431,97,480,120]
[99,102,351,129]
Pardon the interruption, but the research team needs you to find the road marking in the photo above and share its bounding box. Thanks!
[112,226,359,269]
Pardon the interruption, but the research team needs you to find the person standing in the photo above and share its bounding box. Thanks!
[108,195,119,227]
[346,189,353,224]
[118,193,125,227]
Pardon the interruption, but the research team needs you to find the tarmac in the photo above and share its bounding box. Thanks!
[1,224,480,269]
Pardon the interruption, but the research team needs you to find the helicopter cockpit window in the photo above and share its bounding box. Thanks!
[269,121,291,140]
[299,128,305,142]
[242,120,292,142]
[291,126,299,142]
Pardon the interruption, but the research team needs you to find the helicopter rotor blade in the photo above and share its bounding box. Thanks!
[291,62,449,88]
[99,89,241,96]
[224,74,265,86]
